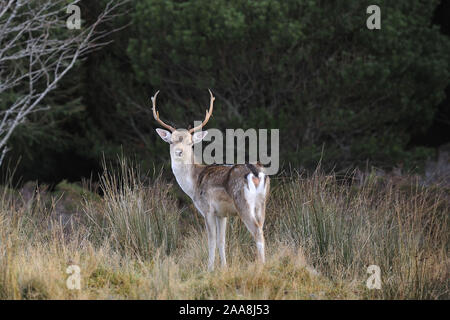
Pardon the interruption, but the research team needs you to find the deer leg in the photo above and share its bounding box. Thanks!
[239,209,265,264]
[216,216,227,268]
[241,174,266,264]
[205,213,217,271]
[254,224,265,264]
[255,202,266,263]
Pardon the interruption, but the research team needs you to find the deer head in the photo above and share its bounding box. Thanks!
[153,90,215,164]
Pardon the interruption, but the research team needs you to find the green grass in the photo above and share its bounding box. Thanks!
[0,160,447,299]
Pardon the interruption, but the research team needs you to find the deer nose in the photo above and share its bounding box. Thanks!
[175,149,183,157]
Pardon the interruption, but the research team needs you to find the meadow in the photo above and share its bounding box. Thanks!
[0,160,448,299]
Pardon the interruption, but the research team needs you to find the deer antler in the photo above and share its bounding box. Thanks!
[151,91,176,132]
[189,89,215,133]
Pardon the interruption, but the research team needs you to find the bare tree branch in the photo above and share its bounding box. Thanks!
[0,0,129,166]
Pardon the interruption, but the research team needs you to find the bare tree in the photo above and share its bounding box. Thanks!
[0,0,128,165]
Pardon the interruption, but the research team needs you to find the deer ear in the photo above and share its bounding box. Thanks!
[192,130,208,144]
[156,128,172,143]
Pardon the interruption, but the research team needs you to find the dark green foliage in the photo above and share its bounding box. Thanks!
[4,68,102,183]
[125,0,449,171]
[2,0,450,182]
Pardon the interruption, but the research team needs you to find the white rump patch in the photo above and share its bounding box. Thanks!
[244,172,266,220]
[256,172,266,196]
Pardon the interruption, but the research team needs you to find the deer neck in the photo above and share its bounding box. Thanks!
[170,155,202,199]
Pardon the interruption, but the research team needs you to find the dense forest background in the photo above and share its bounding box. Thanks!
[2,0,449,185]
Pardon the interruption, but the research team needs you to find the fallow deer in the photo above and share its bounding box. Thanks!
[152,90,270,271]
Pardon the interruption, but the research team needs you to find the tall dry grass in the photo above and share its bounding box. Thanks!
[267,169,449,299]
[84,159,181,259]
[0,161,447,299]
